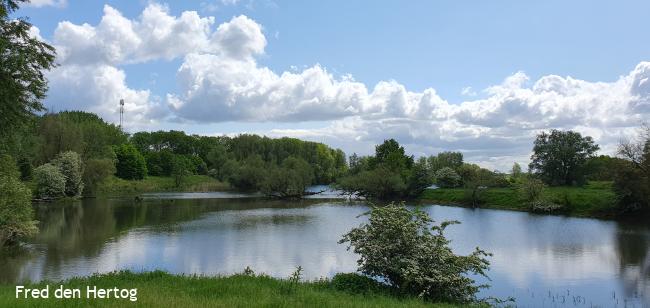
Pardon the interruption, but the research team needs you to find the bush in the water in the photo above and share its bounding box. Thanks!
[339,203,491,303]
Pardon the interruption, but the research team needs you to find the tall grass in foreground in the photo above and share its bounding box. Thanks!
[0,271,467,307]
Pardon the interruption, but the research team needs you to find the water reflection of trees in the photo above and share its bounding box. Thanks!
[615,219,650,301]
[0,197,334,283]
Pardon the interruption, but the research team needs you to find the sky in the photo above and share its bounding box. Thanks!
[15,0,650,171]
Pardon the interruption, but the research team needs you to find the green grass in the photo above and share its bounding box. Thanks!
[95,175,230,196]
[0,271,460,308]
[419,181,617,217]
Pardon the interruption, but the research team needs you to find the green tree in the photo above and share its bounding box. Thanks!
[435,167,461,188]
[114,144,147,180]
[34,163,65,199]
[0,154,37,247]
[171,155,192,188]
[0,0,56,143]
[511,162,522,179]
[340,203,491,303]
[529,130,599,186]
[428,151,464,172]
[83,158,115,196]
[261,157,314,198]
[614,125,650,212]
[52,151,84,197]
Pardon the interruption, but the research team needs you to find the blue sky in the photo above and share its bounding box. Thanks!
[16,0,650,170]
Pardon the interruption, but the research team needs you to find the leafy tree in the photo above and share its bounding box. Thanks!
[369,139,414,171]
[52,151,84,197]
[261,157,314,198]
[34,163,65,199]
[435,167,461,188]
[114,144,147,180]
[614,125,650,212]
[83,158,115,196]
[171,155,192,188]
[0,0,56,143]
[0,154,37,247]
[584,155,627,181]
[529,130,599,186]
[428,151,464,173]
[511,162,522,179]
[228,155,266,191]
[463,168,494,207]
[406,157,433,197]
[340,203,491,303]
[337,167,406,200]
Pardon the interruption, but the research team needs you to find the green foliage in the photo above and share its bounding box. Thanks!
[37,112,127,164]
[427,151,464,173]
[52,151,84,197]
[518,177,545,202]
[114,144,147,180]
[0,0,56,143]
[435,167,461,188]
[529,130,599,186]
[83,158,116,196]
[340,203,491,303]
[171,156,192,188]
[511,162,522,179]
[228,155,265,191]
[338,140,431,200]
[261,157,314,198]
[330,273,385,295]
[614,126,650,212]
[0,270,457,307]
[0,154,37,247]
[33,163,65,199]
[462,168,495,207]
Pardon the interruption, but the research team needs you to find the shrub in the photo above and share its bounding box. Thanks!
[52,151,84,197]
[0,155,38,247]
[518,177,545,202]
[340,203,491,303]
[114,144,147,180]
[435,167,461,188]
[83,158,116,196]
[331,273,384,295]
[34,163,66,199]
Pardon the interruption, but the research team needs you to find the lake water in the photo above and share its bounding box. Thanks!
[1,192,648,307]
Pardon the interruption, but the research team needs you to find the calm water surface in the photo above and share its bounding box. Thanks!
[1,192,648,307]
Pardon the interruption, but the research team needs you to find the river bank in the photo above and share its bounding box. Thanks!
[0,271,460,308]
[93,175,230,196]
[418,181,619,218]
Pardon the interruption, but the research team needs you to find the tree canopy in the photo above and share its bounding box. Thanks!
[0,0,56,142]
[529,130,599,186]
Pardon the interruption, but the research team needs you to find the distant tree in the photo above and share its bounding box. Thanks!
[614,125,650,212]
[114,144,147,180]
[369,139,414,171]
[511,162,522,179]
[463,168,494,207]
[261,157,314,198]
[340,203,491,303]
[0,154,37,247]
[584,155,627,181]
[52,151,84,197]
[34,163,65,199]
[529,130,599,186]
[206,144,229,180]
[337,167,407,200]
[428,151,464,173]
[171,155,192,188]
[435,167,461,188]
[406,157,433,197]
[82,158,115,196]
[0,0,56,143]
[228,155,266,191]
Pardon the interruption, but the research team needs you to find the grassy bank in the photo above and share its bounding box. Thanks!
[0,271,460,308]
[419,181,617,217]
[95,175,230,196]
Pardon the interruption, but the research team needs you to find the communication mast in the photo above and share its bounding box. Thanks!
[119,99,125,129]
